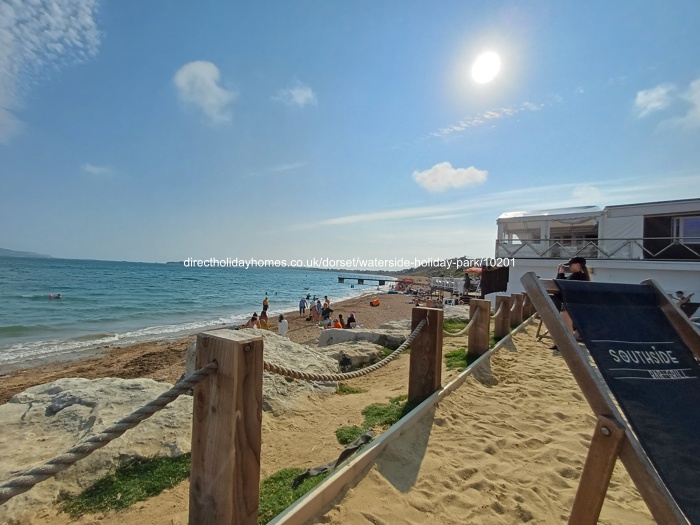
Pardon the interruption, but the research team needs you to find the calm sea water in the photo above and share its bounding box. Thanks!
[0,257,389,368]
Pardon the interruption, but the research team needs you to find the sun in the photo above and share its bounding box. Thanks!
[471,52,501,84]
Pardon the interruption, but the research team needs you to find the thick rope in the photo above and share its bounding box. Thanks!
[263,319,426,382]
[0,361,218,506]
[443,307,480,337]
[491,302,504,319]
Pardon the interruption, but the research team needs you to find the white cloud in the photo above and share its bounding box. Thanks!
[635,83,675,117]
[412,162,488,193]
[0,0,101,144]
[273,81,317,107]
[82,162,113,177]
[666,78,700,130]
[429,101,544,139]
[269,162,306,172]
[173,61,237,123]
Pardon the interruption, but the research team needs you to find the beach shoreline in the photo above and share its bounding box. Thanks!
[0,285,429,405]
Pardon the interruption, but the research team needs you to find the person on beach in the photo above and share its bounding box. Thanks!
[314,299,323,322]
[332,318,343,329]
[262,297,269,313]
[278,314,288,337]
[244,313,260,329]
[345,312,356,328]
[551,256,591,349]
[299,298,307,317]
[321,304,333,321]
[338,314,345,328]
[260,310,269,330]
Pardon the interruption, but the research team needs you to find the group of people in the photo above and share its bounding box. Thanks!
[298,294,357,329]
[239,294,288,337]
[237,292,358,337]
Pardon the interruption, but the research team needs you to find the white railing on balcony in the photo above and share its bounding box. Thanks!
[495,238,700,260]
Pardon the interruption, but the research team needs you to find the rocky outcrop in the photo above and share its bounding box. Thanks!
[320,341,386,371]
[0,378,193,523]
[378,319,411,330]
[1,329,341,522]
[317,328,408,350]
[186,328,339,413]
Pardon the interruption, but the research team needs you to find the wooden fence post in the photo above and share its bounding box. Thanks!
[189,329,264,525]
[468,299,491,359]
[494,296,511,340]
[518,292,529,321]
[408,307,443,407]
[510,294,524,329]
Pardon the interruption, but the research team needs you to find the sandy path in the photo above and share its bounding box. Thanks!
[318,323,655,525]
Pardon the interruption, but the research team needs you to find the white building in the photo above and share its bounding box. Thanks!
[493,198,700,316]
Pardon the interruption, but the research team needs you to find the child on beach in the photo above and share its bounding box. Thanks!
[278,314,288,337]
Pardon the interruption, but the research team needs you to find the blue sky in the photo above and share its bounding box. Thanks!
[1,0,699,265]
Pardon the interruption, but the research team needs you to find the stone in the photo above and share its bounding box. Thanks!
[317,328,408,350]
[186,328,339,413]
[320,341,386,371]
[0,377,193,523]
[378,319,411,330]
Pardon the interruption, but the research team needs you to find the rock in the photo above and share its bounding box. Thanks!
[378,319,411,330]
[186,328,338,413]
[0,377,193,523]
[320,341,386,371]
[317,328,408,350]
[443,305,471,320]
[0,330,341,522]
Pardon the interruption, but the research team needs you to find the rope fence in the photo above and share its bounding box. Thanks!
[491,302,504,319]
[1,296,534,520]
[443,307,480,337]
[0,361,218,506]
[263,318,426,382]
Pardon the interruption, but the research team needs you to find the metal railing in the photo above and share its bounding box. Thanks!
[495,237,700,260]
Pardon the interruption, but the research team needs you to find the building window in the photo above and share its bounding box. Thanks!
[674,216,700,244]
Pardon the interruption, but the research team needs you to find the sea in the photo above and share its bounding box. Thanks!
[0,257,391,369]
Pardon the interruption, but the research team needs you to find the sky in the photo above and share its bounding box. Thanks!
[1,0,700,265]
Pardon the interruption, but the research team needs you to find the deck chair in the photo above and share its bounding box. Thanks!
[521,272,700,525]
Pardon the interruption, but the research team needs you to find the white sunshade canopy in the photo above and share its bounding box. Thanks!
[498,206,603,224]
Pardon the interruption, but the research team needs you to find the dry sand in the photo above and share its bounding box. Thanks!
[1,288,656,524]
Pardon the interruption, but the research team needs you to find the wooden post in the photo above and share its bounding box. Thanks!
[519,292,530,321]
[467,299,491,359]
[408,307,443,406]
[494,296,511,340]
[510,294,524,329]
[190,329,264,525]
[568,416,626,525]
[522,293,533,318]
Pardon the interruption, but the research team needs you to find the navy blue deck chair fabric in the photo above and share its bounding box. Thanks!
[556,280,700,524]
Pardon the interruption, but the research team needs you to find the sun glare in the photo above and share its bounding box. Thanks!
[471,52,501,84]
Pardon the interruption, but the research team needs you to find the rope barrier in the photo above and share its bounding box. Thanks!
[263,318,426,382]
[442,307,480,337]
[0,361,218,506]
[491,302,504,320]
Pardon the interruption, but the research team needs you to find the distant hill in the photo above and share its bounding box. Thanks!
[0,247,52,258]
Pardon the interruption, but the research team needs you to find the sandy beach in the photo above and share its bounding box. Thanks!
[1,285,655,525]
[0,288,427,406]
